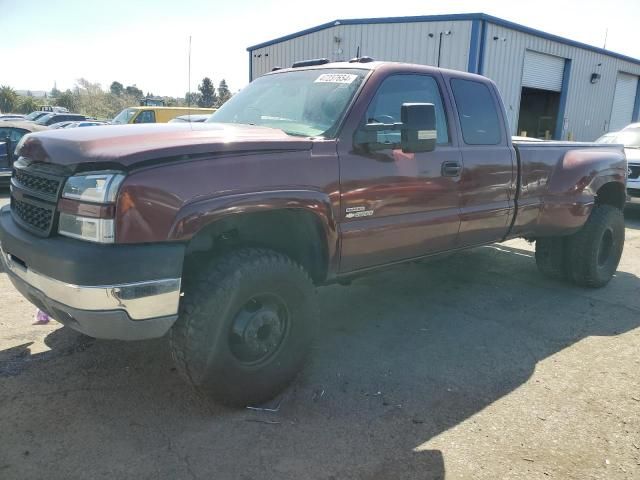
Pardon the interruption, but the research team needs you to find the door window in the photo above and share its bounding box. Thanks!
[365,74,449,145]
[134,110,156,123]
[0,128,28,144]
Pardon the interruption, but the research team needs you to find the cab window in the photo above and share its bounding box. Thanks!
[450,79,502,145]
[365,74,449,145]
[134,110,156,123]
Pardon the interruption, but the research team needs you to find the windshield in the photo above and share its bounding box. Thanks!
[596,129,640,148]
[112,108,138,124]
[24,111,46,121]
[207,69,367,137]
[34,113,55,125]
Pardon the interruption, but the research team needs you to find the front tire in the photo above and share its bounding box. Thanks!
[170,248,317,406]
[566,205,625,288]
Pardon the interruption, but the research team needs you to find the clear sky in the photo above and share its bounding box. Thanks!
[1,0,638,97]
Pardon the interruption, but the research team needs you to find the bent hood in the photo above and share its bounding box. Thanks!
[17,122,314,170]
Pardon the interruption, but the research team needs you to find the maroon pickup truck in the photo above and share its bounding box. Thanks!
[0,60,627,405]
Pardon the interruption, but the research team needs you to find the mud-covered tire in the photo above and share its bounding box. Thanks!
[169,248,317,406]
[535,237,568,280]
[566,205,625,288]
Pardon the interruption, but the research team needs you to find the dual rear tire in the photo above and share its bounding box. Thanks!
[535,205,625,288]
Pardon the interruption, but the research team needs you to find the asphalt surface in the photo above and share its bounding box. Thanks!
[1,190,639,479]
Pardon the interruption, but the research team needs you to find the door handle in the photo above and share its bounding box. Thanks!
[441,161,462,177]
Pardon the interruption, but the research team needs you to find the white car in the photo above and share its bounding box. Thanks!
[597,127,640,202]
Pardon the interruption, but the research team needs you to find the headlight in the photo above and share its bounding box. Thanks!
[58,172,125,243]
[62,172,125,203]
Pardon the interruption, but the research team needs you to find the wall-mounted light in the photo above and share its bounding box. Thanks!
[493,36,507,42]
[590,73,601,84]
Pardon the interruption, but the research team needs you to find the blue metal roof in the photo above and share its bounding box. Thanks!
[247,12,640,66]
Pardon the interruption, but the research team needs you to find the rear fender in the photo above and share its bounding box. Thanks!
[537,148,626,236]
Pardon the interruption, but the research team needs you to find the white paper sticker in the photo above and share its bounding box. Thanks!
[315,73,358,84]
[417,130,437,140]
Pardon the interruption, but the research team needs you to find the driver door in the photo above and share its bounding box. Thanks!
[338,73,462,272]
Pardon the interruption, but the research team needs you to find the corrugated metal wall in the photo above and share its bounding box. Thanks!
[482,22,640,140]
[249,19,640,141]
[250,21,472,79]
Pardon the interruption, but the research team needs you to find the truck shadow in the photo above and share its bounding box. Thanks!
[1,243,639,479]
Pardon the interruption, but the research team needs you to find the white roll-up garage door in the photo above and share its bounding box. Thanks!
[522,51,566,92]
[609,73,638,132]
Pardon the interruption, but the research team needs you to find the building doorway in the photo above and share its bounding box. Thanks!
[517,87,561,139]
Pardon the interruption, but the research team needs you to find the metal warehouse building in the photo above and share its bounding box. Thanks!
[247,13,640,141]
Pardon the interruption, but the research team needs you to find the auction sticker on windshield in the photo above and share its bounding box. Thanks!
[315,73,359,84]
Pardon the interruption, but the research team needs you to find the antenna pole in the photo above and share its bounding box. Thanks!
[603,28,608,49]
[188,35,192,108]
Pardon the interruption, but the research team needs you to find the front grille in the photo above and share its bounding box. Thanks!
[10,160,67,237]
[11,197,55,233]
[13,168,61,196]
[629,165,640,180]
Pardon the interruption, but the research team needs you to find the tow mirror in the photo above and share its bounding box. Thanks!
[400,103,436,153]
[355,103,437,153]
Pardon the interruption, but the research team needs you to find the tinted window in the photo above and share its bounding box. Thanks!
[0,128,28,143]
[134,110,156,123]
[366,74,449,145]
[450,79,502,145]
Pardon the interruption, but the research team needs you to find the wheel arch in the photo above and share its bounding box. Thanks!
[171,191,339,284]
[594,180,626,210]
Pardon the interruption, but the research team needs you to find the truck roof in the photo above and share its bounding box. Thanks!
[262,59,490,83]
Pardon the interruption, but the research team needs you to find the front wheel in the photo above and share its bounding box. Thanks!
[565,205,625,288]
[170,248,317,406]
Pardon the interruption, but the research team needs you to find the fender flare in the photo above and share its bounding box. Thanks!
[169,189,340,277]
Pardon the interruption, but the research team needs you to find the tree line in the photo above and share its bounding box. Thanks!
[0,76,234,119]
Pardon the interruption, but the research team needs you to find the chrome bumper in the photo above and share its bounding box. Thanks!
[0,246,181,321]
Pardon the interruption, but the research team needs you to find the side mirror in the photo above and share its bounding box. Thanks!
[400,103,436,153]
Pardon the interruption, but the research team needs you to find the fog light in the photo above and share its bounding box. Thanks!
[58,213,115,243]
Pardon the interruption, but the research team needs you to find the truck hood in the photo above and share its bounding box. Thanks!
[18,123,314,170]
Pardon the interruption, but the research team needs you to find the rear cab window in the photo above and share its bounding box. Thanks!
[450,78,502,145]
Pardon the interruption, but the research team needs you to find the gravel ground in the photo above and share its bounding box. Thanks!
[1,190,639,480]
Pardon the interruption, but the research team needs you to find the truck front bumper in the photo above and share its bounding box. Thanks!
[627,174,640,204]
[0,206,184,340]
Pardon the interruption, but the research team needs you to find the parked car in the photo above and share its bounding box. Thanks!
[34,113,87,126]
[39,105,69,113]
[0,121,49,186]
[0,142,9,187]
[597,125,640,202]
[111,106,216,124]
[63,121,109,128]
[49,121,76,129]
[22,111,51,122]
[168,114,211,123]
[0,60,627,406]
[0,114,25,122]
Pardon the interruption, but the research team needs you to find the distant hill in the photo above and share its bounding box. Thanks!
[15,90,48,98]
